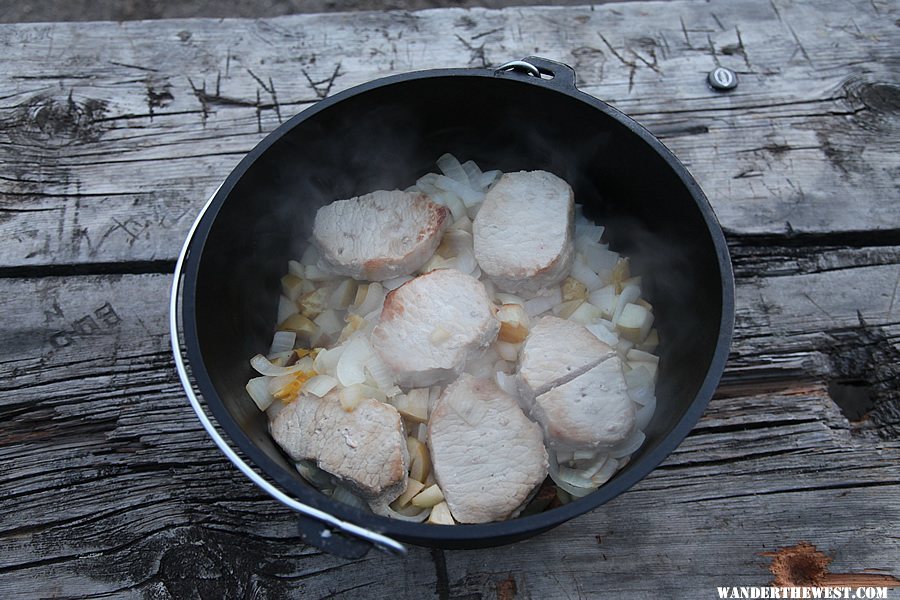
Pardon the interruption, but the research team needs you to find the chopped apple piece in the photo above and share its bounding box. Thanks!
[392,389,429,423]
[610,257,631,291]
[561,277,588,301]
[497,303,530,343]
[616,303,654,343]
[588,285,617,319]
[552,299,583,319]
[278,314,319,344]
[637,328,659,352]
[495,340,521,362]
[427,501,455,525]
[629,360,658,381]
[568,301,602,325]
[299,287,332,318]
[407,436,431,482]
[411,484,445,508]
[329,279,358,310]
[391,478,425,509]
[281,274,312,302]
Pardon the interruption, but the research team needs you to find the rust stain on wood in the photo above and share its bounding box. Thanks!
[497,575,517,600]
[762,542,900,588]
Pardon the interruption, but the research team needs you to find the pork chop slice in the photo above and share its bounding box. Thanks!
[532,355,635,450]
[517,316,616,405]
[270,392,409,508]
[313,190,450,281]
[372,269,500,388]
[473,170,574,293]
[428,374,548,523]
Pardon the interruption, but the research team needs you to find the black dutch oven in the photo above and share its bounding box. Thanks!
[170,57,735,557]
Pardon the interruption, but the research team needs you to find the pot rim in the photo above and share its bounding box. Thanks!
[180,63,735,544]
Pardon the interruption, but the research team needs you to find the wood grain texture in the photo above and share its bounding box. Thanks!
[1,0,899,598]
[1,257,897,597]
[0,0,897,269]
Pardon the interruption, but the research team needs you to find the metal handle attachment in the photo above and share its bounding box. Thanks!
[169,188,406,558]
[495,56,578,89]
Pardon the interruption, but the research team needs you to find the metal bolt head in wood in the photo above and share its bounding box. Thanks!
[708,66,738,91]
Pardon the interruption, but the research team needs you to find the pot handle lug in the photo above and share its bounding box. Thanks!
[296,513,373,559]
[495,56,578,89]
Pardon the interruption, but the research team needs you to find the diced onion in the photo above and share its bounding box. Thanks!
[590,457,619,486]
[314,309,345,337]
[277,295,298,324]
[578,453,609,477]
[436,153,469,184]
[610,430,646,458]
[460,160,482,186]
[365,352,395,391]
[570,256,603,291]
[372,504,431,522]
[314,346,344,376]
[250,354,309,376]
[269,331,296,356]
[588,285,618,319]
[556,450,574,464]
[452,248,477,275]
[449,215,473,232]
[300,245,321,266]
[477,170,501,190]
[295,460,333,488]
[267,372,298,396]
[612,284,641,325]
[303,374,339,397]
[304,264,336,281]
[332,486,367,510]
[495,292,525,306]
[288,259,305,278]
[416,173,442,196]
[433,190,467,222]
[581,244,619,277]
[433,173,484,207]
[524,287,563,317]
[430,325,452,344]
[329,279,358,310]
[615,338,634,355]
[548,452,597,498]
[568,301,602,325]
[575,223,605,245]
[352,281,385,316]
[383,275,413,290]
[336,336,373,386]
[266,350,293,365]
[635,394,657,430]
[586,322,619,346]
[625,348,659,364]
[246,376,274,411]
[625,366,656,405]
[495,340,520,362]
[495,371,518,396]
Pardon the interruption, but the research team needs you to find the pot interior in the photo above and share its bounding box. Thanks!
[186,72,729,547]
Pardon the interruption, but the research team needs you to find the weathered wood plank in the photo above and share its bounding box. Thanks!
[0,0,897,269]
[1,253,898,596]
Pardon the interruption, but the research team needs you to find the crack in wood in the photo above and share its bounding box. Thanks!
[0,259,175,279]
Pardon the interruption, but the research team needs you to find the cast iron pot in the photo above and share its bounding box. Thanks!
[171,56,734,558]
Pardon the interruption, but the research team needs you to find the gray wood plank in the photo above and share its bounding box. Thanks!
[0,0,898,269]
[1,252,897,596]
